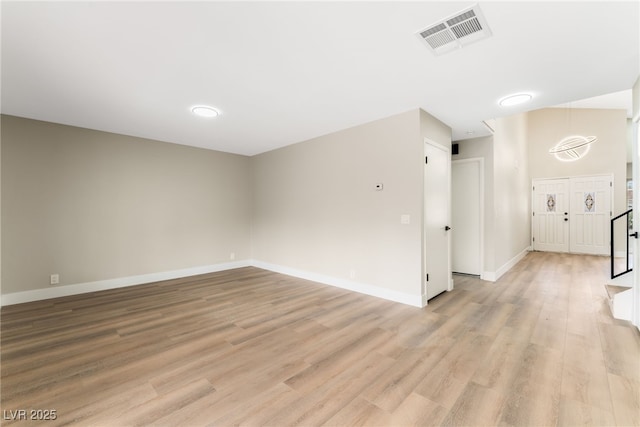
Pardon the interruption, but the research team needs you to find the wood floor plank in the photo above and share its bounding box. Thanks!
[498,392,559,427]
[2,254,639,426]
[324,397,391,427]
[557,396,617,426]
[607,373,640,426]
[560,332,613,413]
[440,382,506,426]
[389,393,449,426]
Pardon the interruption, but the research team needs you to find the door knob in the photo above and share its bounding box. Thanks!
[444,226,451,231]
[631,232,638,238]
[564,212,568,215]
[564,218,568,221]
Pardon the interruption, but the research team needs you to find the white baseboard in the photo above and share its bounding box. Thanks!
[482,271,497,282]
[2,259,424,308]
[1,260,251,306]
[482,247,530,283]
[614,251,629,258]
[251,260,424,308]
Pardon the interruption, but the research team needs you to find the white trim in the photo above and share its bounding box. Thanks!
[252,260,424,308]
[482,271,497,282]
[632,119,640,331]
[1,259,424,308]
[421,293,429,307]
[482,246,530,282]
[1,260,251,306]
[614,251,628,259]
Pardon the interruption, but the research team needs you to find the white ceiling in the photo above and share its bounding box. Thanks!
[550,89,633,117]
[2,1,638,156]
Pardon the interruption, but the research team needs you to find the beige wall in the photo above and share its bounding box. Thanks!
[4,109,451,303]
[453,113,530,278]
[493,113,531,269]
[1,106,628,303]
[634,75,640,122]
[252,109,447,299]
[0,117,2,302]
[528,108,627,217]
[420,109,452,149]
[1,115,252,294]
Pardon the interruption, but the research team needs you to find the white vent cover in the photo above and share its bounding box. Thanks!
[417,4,492,55]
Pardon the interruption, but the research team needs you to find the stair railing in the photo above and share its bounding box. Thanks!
[611,208,633,279]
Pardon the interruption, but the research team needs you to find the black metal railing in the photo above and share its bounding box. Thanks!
[611,209,633,279]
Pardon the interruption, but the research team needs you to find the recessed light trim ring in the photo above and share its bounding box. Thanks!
[499,93,533,107]
[191,105,220,118]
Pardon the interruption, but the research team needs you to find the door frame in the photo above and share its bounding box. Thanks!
[451,157,484,279]
[632,119,639,330]
[423,138,453,306]
[531,173,614,253]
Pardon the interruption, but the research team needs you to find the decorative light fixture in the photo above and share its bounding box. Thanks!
[549,135,597,162]
[191,105,220,118]
[499,93,532,107]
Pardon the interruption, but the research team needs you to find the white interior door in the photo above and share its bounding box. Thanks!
[424,139,451,301]
[569,175,612,255]
[452,159,482,275]
[532,178,570,252]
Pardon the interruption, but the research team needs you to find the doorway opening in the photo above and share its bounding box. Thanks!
[452,158,484,277]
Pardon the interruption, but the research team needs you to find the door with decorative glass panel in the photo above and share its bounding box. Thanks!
[532,175,612,255]
[532,178,570,252]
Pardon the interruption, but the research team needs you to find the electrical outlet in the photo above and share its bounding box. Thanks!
[349,269,356,279]
[50,274,59,285]
[230,252,236,260]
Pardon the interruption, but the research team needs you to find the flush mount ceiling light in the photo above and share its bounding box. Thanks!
[499,93,533,107]
[191,105,220,118]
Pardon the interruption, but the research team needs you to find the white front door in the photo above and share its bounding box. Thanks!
[452,159,482,276]
[532,175,612,255]
[424,139,451,301]
[532,178,570,252]
[569,175,612,255]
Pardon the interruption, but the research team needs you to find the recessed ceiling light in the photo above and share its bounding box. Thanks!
[191,105,220,118]
[499,93,533,107]
[465,130,475,135]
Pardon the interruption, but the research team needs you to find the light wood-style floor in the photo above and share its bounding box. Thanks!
[1,252,639,426]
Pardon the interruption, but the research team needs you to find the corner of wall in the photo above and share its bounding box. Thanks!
[1,115,3,307]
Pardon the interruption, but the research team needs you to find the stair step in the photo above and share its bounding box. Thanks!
[609,272,633,287]
[605,284,630,300]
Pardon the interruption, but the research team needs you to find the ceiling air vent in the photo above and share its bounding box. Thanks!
[417,4,492,55]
